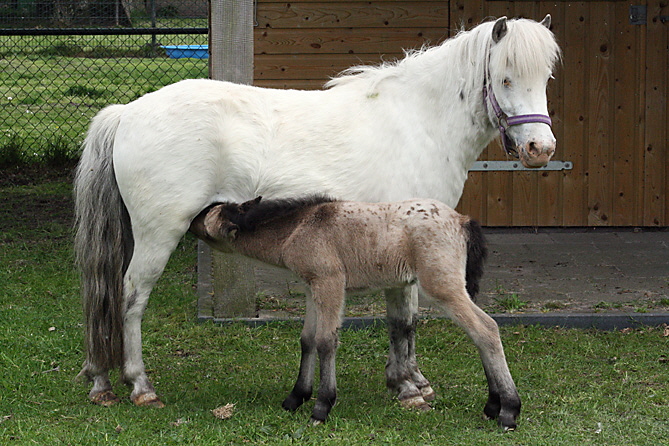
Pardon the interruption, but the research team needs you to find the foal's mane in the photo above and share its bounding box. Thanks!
[223,194,337,232]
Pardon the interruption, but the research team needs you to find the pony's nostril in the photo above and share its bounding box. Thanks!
[528,141,539,156]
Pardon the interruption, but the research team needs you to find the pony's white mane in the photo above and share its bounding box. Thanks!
[325,17,561,91]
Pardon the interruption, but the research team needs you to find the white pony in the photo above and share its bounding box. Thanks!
[74,16,560,426]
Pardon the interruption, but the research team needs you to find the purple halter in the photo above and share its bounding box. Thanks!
[483,79,552,158]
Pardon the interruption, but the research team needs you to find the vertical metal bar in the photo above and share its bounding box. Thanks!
[151,0,157,48]
[209,0,254,84]
[204,0,256,319]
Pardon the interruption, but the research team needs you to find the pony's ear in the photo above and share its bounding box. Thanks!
[239,196,262,213]
[540,14,551,29]
[492,16,508,43]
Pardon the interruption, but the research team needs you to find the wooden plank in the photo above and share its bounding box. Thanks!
[586,3,613,226]
[255,53,404,80]
[511,0,540,226]
[254,79,330,90]
[611,2,641,225]
[536,2,563,226]
[255,27,447,55]
[483,1,513,227]
[456,171,486,223]
[450,0,485,30]
[256,2,450,29]
[560,2,588,226]
[643,0,668,225]
[511,171,538,226]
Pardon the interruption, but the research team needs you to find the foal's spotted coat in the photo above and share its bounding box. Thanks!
[189,196,520,427]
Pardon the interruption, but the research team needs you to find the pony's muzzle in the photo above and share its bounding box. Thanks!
[519,138,555,168]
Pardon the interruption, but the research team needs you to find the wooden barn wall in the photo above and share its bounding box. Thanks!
[253,1,668,226]
[254,1,451,89]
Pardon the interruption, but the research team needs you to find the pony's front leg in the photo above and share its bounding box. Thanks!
[385,286,433,410]
[283,295,318,411]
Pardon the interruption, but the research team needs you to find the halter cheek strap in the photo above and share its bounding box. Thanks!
[483,78,552,158]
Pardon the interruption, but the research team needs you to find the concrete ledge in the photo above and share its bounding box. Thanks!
[198,313,669,331]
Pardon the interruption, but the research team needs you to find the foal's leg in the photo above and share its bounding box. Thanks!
[282,292,318,411]
[121,228,184,407]
[385,286,433,410]
[308,275,346,424]
[422,281,521,430]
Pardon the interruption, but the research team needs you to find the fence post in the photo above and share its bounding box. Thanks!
[201,0,256,319]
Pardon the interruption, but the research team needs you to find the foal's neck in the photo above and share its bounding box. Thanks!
[230,215,301,267]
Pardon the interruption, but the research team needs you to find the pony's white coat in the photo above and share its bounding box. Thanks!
[112,18,560,227]
[76,16,560,413]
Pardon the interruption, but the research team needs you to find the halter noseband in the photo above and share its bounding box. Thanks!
[483,74,552,158]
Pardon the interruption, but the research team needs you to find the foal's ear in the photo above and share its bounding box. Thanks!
[203,205,237,239]
[540,14,551,29]
[239,196,262,213]
[224,225,239,239]
[492,16,508,43]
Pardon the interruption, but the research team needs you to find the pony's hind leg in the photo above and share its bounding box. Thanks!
[121,228,185,407]
[78,366,118,406]
[282,293,318,411]
[385,286,433,411]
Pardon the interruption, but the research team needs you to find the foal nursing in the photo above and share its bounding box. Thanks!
[190,195,520,429]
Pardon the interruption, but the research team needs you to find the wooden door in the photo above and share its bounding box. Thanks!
[454,0,668,226]
[253,1,668,226]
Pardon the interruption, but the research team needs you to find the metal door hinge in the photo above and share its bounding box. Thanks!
[469,161,573,172]
[630,5,647,25]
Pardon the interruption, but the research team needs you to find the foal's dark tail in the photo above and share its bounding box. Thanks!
[463,219,488,301]
[74,104,131,379]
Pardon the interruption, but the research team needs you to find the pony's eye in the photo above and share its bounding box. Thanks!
[503,78,512,88]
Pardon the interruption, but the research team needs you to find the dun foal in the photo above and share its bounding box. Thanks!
[189,195,520,428]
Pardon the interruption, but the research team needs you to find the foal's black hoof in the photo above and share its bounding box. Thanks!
[282,394,303,412]
[282,390,312,412]
[310,401,332,424]
[497,409,518,431]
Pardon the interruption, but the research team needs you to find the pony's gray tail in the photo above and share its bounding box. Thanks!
[463,219,488,301]
[74,104,132,378]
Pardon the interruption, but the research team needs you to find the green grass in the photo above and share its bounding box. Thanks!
[1,179,668,445]
[0,33,208,160]
[493,292,528,313]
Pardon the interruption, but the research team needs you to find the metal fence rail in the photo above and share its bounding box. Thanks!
[0,0,208,157]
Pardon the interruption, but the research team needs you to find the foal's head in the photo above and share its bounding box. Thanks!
[190,194,337,241]
[191,197,261,241]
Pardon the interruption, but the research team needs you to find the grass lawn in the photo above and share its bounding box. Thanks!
[0,171,668,445]
[0,33,208,159]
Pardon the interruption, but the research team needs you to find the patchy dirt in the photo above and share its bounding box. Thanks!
[0,165,75,236]
[0,163,76,188]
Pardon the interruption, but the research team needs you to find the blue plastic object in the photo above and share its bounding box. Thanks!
[162,45,209,59]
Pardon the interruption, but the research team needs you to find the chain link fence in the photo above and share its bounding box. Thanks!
[1,0,209,161]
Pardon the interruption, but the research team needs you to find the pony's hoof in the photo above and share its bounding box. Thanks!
[310,417,325,426]
[132,392,165,408]
[420,385,436,402]
[399,395,431,412]
[90,390,120,407]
